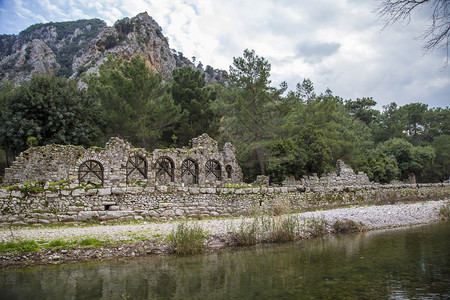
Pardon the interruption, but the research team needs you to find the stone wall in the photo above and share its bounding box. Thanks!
[0,182,448,226]
[1,134,449,226]
[2,134,243,188]
[283,160,371,189]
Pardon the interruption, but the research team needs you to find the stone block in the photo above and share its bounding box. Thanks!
[161,210,175,217]
[112,187,126,195]
[45,191,59,198]
[57,214,76,222]
[86,189,98,196]
[156,186,168,193]
[143,187,155,193]
[60,189,71,196]
[98,188,112,196]
[11,190,24,198]
[201,188,215,194]
[189,187,200,195]
[78,211,99,221]
[71,189,85,196]
[0,189,9,198]
[68,206,84,212]
[101,211,133,220]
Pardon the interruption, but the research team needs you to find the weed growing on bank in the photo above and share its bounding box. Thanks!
[439,204,450,222]
[0,240,39,253]
[167,222,208,255]
[0,237,114,254]
[332,219,367,233]
[228,214,335,246]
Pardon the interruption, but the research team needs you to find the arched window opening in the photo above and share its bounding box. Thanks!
[181,159,199,185]
[79,160,104,186]
[156,156,174,183]
[127,155,148,184]
[205,160,222,181]
[226,165,232,179]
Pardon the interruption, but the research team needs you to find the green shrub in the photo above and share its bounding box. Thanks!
[167,222,208,255]
[79,237,108,247]
[0,240,40,253]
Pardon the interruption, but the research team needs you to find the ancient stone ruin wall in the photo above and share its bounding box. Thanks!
[2,134,243,188]
[283,160,371,190]
[0,182,448,225]
[1,135,449,226]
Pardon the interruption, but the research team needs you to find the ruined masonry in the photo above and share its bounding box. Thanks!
[0,134,449,225]
[2,134,243,187]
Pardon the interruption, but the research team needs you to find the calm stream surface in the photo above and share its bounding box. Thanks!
[1,222,449,299]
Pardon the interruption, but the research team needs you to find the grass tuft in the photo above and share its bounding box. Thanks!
[439,204,450,222]
[167,222,208,255]
[332,219,366,233]
[0,240,40,253]
[79,237,110,247]
[306,217,328,237]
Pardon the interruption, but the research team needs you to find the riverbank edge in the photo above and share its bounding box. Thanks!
[1,199,449,270]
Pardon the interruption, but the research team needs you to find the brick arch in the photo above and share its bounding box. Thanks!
[78,160,104,186]
[181,158,199,185]
[127,155,148,184]
[205,159,222,181]
[226,165,233,179]
[155,156,175,183]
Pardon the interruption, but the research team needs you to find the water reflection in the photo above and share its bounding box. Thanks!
[1,223,449,299]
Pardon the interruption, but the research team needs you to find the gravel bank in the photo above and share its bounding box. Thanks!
[0,200,448,268]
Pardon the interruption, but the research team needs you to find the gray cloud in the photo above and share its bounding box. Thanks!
[295,41,341,63]
[0,0,448,108]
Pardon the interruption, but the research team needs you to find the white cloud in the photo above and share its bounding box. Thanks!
[0,0,448,108]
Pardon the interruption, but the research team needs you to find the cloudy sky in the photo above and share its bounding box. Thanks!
[0,0,449,109]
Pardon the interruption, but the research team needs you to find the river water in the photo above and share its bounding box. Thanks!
[1,222,449,299]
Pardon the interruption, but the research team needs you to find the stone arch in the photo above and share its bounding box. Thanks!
[127,155,148,184]
[205,159,222,181]
[181,158,199,185]
[155,156,175,183]
[78,160,104,186]
[226,165,232,179]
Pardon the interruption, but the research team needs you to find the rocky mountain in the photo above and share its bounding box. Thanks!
[0,12,227,85]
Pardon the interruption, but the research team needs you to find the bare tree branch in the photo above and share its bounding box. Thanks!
[376,0,450,66]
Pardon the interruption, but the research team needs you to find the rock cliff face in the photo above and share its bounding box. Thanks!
[0,12,227,85]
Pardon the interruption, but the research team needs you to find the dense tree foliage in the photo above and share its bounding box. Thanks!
[218,49,285,177]
[85,55,181,149]
[170,66,218,146]
[0,51,448,183]
[0,74,102,164]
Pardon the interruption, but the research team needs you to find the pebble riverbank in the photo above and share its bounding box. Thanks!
[1,200,448,269]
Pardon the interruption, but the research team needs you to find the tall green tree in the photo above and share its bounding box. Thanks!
[378,138,436,181]
[170,66,218,146]
[371,102,407,143]
[284,89,373,176]
[345,97,379,126]
[218,49,284,176]
[0,74,102,157]
[85,55,181,149]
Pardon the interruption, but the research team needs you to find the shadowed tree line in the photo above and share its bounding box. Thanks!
[0,51,448,183]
